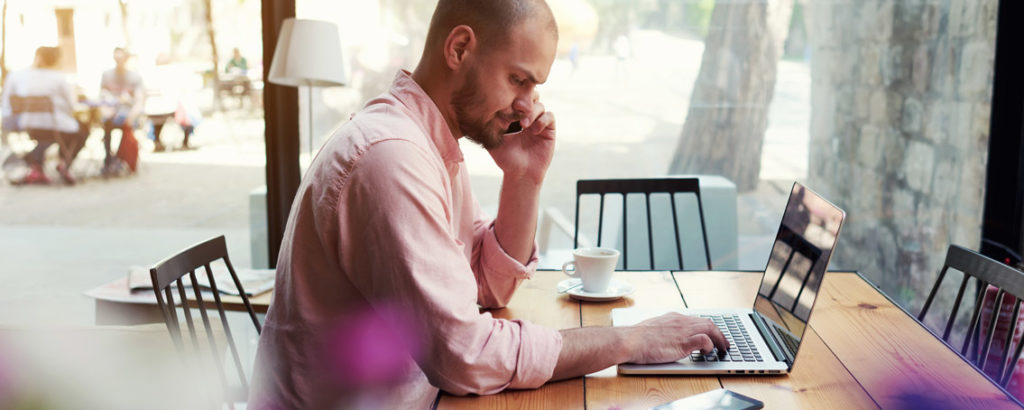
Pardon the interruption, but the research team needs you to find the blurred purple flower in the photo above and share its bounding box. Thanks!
[324,303,423,388]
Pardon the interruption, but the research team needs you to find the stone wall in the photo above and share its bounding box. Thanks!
[805,0,996,309]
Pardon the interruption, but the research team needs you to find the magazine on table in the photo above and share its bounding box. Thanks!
[127,264,275,296]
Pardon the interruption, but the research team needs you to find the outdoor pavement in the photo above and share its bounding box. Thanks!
[0,30,809,327]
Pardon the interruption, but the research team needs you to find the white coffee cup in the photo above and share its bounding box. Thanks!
[562,247,620,293]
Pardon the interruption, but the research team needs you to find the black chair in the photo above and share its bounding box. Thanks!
[149,235,262,409]
[919,244,1024,388]
[573,178,712,270]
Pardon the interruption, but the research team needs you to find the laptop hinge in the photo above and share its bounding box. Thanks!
[749,313,790,365]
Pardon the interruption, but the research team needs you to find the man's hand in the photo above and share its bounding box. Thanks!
[551,312,730,380]
[625,312,730,364]
[488,97,556,185]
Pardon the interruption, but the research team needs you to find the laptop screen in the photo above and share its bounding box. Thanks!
[751,182,845,365]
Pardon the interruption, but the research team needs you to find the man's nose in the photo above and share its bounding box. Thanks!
[512,90,539,117]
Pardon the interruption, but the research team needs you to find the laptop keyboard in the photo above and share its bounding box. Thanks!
[690,314,764,362]
[775,325,800,355]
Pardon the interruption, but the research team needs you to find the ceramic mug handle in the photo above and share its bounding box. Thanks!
[562,261,579,278]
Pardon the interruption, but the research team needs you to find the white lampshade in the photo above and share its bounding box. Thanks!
[268,18,347,87]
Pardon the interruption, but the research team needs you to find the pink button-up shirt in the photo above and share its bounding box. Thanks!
[251,71,563,409]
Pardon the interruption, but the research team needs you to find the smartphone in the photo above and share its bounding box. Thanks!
[505,121,523,134]
[650,389,764,410]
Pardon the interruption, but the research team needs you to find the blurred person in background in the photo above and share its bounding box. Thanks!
[220,47,252,109]
[225,47,249,75]
[99,47,144,175]
[0,46,89,185]
[144,53,199,152]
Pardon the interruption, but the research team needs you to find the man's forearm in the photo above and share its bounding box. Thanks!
[551,327,632,380]
[493,175,541,265]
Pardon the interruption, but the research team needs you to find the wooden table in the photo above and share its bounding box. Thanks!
[85,276,273,325]
[439,270,1022,409]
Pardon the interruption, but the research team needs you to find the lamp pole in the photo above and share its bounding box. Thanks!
[306,80,314,165]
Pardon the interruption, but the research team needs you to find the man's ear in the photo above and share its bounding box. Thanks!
[443,25,476,70]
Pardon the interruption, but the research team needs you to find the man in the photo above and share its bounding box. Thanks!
[0,46,88,184]
[225,47,249,75]
[251,1,728,408]
[99,47,143,174]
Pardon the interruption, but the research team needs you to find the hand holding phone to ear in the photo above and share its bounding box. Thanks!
[489,99,556,186]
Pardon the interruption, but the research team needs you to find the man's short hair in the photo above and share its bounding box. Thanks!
[34,47,60,68]
[424,0,557,54]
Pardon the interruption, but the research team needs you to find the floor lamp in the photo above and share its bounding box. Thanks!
[267,18,347,171]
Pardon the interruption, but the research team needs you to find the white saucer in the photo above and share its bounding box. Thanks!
[557,278,634,302]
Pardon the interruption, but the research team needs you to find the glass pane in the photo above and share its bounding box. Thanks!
[293,0,996,320]
[0,0,266,325]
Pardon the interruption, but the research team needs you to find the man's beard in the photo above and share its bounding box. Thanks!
[451,66,504,150]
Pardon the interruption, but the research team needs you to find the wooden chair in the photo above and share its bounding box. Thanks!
[149,235,262,409]
[574,178,712,270]
[8,95,70,162]
[918,244,1024,389]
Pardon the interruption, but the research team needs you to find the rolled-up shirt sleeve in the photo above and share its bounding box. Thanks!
[472,216,539,309]
[335,139,561,394]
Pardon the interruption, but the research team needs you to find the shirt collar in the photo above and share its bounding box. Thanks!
[390,70,464,171]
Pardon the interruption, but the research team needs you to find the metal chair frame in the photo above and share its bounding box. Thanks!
[149,235,262,409]
[573,178,713,270]
[919,244,1024,387]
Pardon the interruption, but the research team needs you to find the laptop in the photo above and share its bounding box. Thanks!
[611,182,845,375]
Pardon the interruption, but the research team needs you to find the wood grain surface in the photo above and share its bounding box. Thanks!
[439,271,585,409]
[437,271,1021,409]
[812,272,1020,409]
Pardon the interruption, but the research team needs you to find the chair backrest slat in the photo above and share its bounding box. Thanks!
[980,289,1006,371]
[9,95,54,114]
[942,274,971,341]
[919,266,950,320]
[669,193,684,270]
[694,190,712,269]
[575,178,711,270]
[962,279,990,360]
[1005,315,1024,385]
[203,263,252,393]
[997,298,1021,382]
[919,245,1024,389]
[223,254,262,334]
[148,235,262,406]
[645,193,654,269]
[176,277,202,356]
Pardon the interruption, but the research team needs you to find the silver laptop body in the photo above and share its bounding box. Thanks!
[612,182,846,375]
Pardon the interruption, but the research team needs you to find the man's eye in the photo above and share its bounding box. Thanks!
[511,77,525,86]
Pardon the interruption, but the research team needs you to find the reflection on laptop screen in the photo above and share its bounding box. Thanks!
[753,182,845,362]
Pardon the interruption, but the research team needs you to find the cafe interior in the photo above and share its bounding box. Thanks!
[0,0,1022,408]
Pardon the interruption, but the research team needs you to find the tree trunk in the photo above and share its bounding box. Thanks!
[668,0,794,192]
[1,0,7,88]
[118,0,130,50]
[204,0,221,111]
